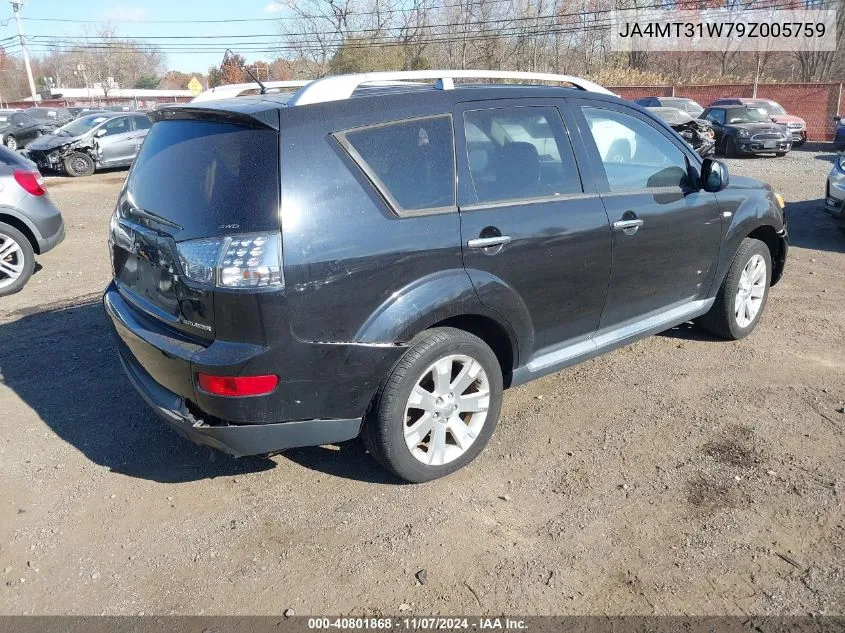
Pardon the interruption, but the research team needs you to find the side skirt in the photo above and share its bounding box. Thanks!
[508,298,714,387]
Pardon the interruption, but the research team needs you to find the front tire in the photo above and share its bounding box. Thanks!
[362,328,503,483]
[0,222,35,296]
[3,135,17,151]
[698,238,772,340]
[723,136,737,158]
[63,152,95,177]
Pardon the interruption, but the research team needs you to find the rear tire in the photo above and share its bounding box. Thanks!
[362,328,503,483]
[0,222,35,297]
[698,238,771,340]
[63,152,95,177]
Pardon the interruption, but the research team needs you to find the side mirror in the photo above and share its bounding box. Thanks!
[701,158,729,192]
[835,116,842,122]
[771,117,778,123]
[95,128,107,138]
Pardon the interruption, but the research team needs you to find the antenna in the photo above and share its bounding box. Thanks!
[224,48,266,95]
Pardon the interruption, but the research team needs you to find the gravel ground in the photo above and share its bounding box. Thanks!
[0,149,843,616]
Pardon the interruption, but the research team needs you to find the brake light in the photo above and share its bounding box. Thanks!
[13,170,46,197]
[197,373,279,397]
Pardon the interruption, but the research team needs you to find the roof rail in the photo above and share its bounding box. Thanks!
[191,80,311,103]
[287,70,614,106]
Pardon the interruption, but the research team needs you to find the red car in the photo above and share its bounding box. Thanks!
[710,98,807,146]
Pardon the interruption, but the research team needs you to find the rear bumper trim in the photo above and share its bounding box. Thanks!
[117,345,362,457]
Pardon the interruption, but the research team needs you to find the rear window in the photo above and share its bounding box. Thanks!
[0,144,35,168]
[127,119,279,236]
[337,115,455,215]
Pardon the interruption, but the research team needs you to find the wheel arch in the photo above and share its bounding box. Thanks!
[428,314,518,384]
[353,269,524,378]
[747,224,786,286]
[0,210,41,254]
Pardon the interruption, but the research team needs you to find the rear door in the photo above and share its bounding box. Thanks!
[569,99,722,330]
[455,99,611,355]
[129,114,152,160]
[97,116,136,165]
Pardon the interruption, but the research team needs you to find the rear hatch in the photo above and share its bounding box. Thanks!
[110,110,281,340]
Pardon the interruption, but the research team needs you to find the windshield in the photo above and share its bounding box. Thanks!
[57,114,112,137]
[27,109,57,121]
[727,108,768,124]
[664,98,703,115]
[755,101,786,115]
[652,108,694,125]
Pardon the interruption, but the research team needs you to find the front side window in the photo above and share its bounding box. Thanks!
[705,109,726,125]
[103,117,130,136]
[463,106,582,205]
[11,113,32,126]
[338,115,454,214]
[582,106,691,192]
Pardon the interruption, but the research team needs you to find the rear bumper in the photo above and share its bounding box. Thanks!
[117,344,360,457]
[825,198,845,224]
[102,281,395,455]
[38,217,64,253]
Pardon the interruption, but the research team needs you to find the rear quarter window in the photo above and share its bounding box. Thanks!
[336,115,455,215]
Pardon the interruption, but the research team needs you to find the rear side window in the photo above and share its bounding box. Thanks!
[337,115,455,215]
[463,106,582,205]
[132,115,152,131]
[127,119,279,234]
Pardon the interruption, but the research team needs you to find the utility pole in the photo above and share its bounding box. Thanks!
[10,0,38,103]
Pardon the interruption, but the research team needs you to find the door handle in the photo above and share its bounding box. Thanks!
[612,219,644,234]
[467,235,512,249]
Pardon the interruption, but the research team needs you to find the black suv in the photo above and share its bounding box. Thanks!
[104,71,788,482]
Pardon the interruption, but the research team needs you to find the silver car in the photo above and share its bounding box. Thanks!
[25,111,151,177]
[0,146,64,295]
[826,153,845,231]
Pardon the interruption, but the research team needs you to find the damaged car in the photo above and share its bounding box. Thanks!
[646,106,715,157]
[24,111,151,177]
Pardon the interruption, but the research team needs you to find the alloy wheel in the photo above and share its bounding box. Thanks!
[0,232,25,290]
[4,136,16,151]
[403,354,490,466]
[734,253,766,328]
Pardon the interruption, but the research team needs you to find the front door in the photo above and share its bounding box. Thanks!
[96,116,136,166]
[455,100,611,356]
[570,100,722,330]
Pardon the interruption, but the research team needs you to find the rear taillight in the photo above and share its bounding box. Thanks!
[197,373,279,397]
[14,170,46,197]
[176,232,283,289]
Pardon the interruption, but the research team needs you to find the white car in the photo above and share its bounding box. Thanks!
[826,153,845,210]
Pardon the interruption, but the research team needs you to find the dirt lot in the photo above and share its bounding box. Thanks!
[0,150,843,616]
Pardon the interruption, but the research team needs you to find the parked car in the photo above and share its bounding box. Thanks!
[635,96,704,116]
[700,105,792,157]
[0,110,52,150]
[646,106,715,157]
[710,98,807,147]
[834,115,845,151]
[68,107,108,119]
[103,71,788,482]
[25,107,74,129]
[0,145,64,296]
[25,111,152,177]
[825,152,845,222]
